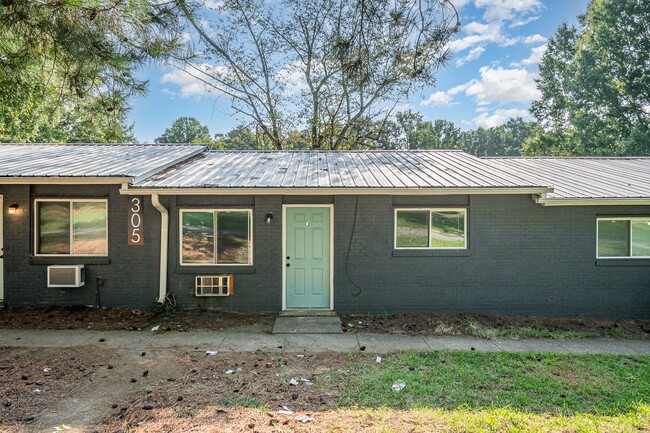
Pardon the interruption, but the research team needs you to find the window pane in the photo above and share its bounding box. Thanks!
[217,211,250,264]
[598,220,630,257]
[38,202,70,254]
[182,212,215,263]
[73,202,107,255]
[431,210,465,248]
[396,211,429,248]
[632,220,650,257]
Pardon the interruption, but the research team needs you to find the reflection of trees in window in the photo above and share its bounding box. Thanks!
[181,210,252,265]
[37,200,107,256]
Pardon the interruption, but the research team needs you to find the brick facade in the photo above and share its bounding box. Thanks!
[1,185,648,318]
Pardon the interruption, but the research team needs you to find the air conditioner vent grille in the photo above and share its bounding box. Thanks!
[195,275,233,297]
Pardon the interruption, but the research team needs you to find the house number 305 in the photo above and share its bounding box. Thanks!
[128,197,144,246]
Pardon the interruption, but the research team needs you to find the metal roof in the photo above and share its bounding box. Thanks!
[0,144,206,183]
[136,150,547,190]
[485,157,650,199]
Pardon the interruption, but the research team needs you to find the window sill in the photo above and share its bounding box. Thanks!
[392,249,471,258]
[595,259,650,267]
[30,257,111,265]
[175,266,256,274]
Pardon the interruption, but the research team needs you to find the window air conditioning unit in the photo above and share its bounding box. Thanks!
[47,265,85,288]
[195,275,233,297]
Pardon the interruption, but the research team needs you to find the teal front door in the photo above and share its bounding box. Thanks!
[285,206,331,309]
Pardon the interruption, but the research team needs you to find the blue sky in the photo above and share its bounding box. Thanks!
[128,0,590,143]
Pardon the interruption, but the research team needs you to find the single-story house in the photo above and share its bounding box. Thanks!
[0,144,648,318]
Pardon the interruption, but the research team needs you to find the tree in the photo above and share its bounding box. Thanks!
[527,0,650,156]
[155,117,211,143]
[462,118,535,156]
[0,0,184,142]
[177,0,459,150]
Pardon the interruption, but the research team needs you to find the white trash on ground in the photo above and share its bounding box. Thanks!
[391,379,406,392]
[205,351,218,356]
[294,415,314,423]
[289,378,299,386]
[151,325,160,332]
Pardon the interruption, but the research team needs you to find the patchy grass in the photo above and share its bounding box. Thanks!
[335,351,650,415]
[99,351,650,433]
[462,315,604,340]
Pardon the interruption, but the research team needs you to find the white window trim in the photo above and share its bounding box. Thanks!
[596,217,650,259]
[34,198,109,257]
[179,208,253,266]
[394,207,468,250]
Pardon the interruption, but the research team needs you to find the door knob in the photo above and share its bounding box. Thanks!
[286,263,290,267]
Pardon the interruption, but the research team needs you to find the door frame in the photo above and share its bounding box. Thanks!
[282,204,334,311]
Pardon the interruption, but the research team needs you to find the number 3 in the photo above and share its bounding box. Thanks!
[130,197,141,213]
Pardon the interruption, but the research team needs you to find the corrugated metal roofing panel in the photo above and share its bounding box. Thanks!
[485,157,650,199]
[0,143,206,182]
[137,150,547,190]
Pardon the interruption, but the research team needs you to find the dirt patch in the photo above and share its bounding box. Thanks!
[341,312,650,339]
[0,345,119,431]
[0,307,276,333]
[1,307,649,339]
[0,346,355,432]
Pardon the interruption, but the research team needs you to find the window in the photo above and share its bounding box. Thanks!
[35,199,108,256]
[180,209,253,265]
[395,208,467,249]
[597,217,650,258]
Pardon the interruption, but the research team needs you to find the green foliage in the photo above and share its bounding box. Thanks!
[155,117,211,144]
[0,0,183,142]
[527,0,650,156]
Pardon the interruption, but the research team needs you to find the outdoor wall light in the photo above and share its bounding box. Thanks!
[265,213,273,224]
[8,203,19,215]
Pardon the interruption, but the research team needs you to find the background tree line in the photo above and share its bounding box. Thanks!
[1,0,648,156]
[155,113,535,156]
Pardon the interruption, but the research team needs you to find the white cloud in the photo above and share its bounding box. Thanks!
[420,82,470,107]
[161,64,230,98]
[274,62,310,96]
[509,14,540,28]
[522,44,547,65]
[522,34,546,44]
[464,66,541,105]
[456,46,486,66]
[474,108,531,127]
[421,91,454,107]
[204,0,224,8]
[474,0,542,22]
[449,21,505,52]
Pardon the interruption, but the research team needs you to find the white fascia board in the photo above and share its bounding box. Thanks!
[0,176,133,185]
[120,186,553,196]
[537,197,650,206]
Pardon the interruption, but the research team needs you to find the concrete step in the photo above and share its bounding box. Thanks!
[279,310,337,317]
[272,315,343,334]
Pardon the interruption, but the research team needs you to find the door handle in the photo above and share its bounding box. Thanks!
[286,263,290,267]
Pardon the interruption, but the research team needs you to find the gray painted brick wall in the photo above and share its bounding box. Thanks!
[2,186,648,318]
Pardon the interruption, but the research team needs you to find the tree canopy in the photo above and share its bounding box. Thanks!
[0,0,184,142]
[177,0,459,150]
[526,0,650,156]
[155,117,211,143]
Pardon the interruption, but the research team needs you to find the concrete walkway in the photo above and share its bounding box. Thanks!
[1,328,649,355]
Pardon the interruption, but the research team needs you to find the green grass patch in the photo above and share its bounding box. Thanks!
[334,351,650,416]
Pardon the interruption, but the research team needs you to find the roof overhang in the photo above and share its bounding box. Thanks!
[536,196,650,206]
[120,186,552,196]
[0,176,133,185]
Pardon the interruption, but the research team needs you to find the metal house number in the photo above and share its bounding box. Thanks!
[128,197,144,246]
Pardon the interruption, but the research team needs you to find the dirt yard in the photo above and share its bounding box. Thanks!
[0,345,352,432]
[1,307,649,432]
[1,306,648,339]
